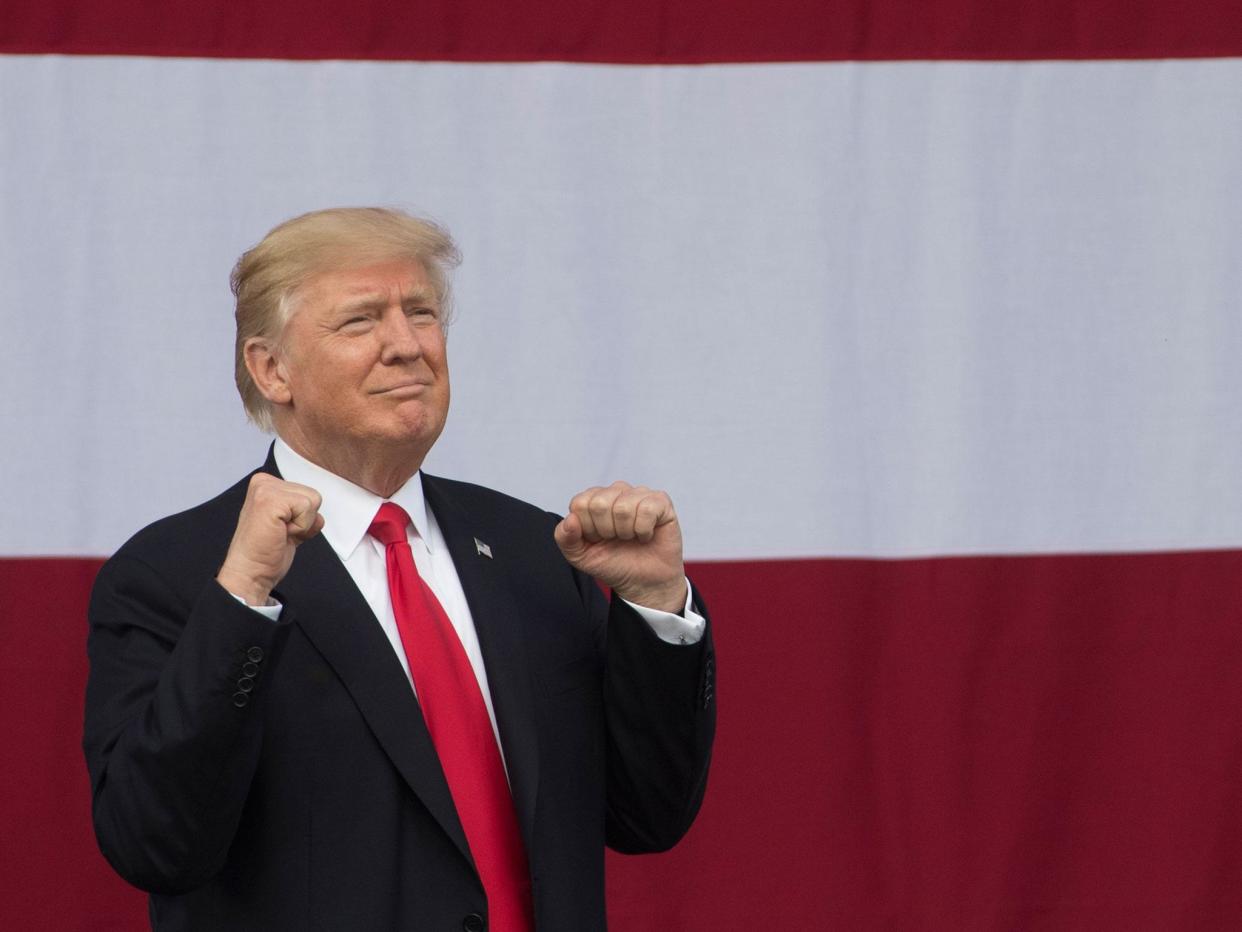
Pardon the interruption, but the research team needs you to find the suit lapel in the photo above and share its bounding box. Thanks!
[422,475,542,851]
[260,451,475,870]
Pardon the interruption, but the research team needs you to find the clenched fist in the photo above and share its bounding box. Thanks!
[554,481,687,614]
[216,473,324,605]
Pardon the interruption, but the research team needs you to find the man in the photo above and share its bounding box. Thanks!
[83,208,715,931]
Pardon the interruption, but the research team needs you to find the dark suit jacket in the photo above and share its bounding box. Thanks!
[84,454,715,931]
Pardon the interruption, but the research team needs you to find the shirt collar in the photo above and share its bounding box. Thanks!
[272,437,431,561]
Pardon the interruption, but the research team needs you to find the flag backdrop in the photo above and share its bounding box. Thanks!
[3,3,1242,929]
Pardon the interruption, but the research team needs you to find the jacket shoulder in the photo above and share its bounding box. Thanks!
[103,469,257,581]
[421,473,558,525]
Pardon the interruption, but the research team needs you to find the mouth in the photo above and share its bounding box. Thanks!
[371,382,432,397]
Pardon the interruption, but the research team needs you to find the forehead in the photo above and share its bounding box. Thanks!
[299,257,433,308]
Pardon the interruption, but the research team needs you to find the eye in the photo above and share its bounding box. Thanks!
[405,306,439,323]
[338,315,374,332]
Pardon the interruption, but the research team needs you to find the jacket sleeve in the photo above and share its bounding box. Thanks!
[83,553,291,894]
[595,579,717,854]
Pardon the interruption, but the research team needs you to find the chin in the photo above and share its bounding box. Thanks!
[380,416,445,450]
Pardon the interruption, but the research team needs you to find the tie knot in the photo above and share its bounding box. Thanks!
[369,502,412,546]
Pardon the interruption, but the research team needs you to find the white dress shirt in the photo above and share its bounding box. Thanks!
[236,439,704,754]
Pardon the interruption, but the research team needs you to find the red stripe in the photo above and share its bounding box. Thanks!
[3,0,1241,62]
[622,551,1242,929]
[7,550,1242,928]
[0,558,142,930]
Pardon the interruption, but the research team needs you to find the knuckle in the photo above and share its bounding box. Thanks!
[636,498,661,517]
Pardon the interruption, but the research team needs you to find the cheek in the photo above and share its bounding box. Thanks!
[433,344,450,379]
[437,363,451,406]
[290,359,358,410]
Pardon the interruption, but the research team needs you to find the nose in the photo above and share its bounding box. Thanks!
[377,307,424,364]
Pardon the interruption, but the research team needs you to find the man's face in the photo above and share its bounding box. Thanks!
[272,257,450,465]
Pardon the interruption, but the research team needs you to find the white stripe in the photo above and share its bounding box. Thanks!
[2,56,1240,558]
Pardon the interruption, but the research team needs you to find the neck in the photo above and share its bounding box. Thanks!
[276,426,425,499]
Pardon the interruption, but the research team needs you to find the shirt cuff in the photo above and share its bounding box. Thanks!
[228,590,284,622]
[622,579,705,646]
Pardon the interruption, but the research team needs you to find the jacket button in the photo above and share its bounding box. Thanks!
[246,646,264,663]
[237,677,255,693]
[242,661,260,677]
[232,692,249,708]
[462,913,485,932]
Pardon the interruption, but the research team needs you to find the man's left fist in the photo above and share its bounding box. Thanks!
[554,481,687,613]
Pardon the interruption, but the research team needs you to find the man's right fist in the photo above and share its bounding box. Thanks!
[216,473,324,606]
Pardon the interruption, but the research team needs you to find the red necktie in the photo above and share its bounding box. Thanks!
[369,502,534,932]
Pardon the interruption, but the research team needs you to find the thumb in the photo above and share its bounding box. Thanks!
[291,513,326,543]
[554,512,587,559]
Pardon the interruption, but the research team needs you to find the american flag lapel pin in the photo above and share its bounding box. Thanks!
[474,537,493,559]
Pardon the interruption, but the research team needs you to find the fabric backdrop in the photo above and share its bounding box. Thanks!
[2,2,1241,929]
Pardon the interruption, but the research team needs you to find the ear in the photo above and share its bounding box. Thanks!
[244,337,294,406]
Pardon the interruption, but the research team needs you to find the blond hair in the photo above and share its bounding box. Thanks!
[231,207,461,431]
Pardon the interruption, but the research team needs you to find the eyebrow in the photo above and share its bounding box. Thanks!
[334,289,437,315]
